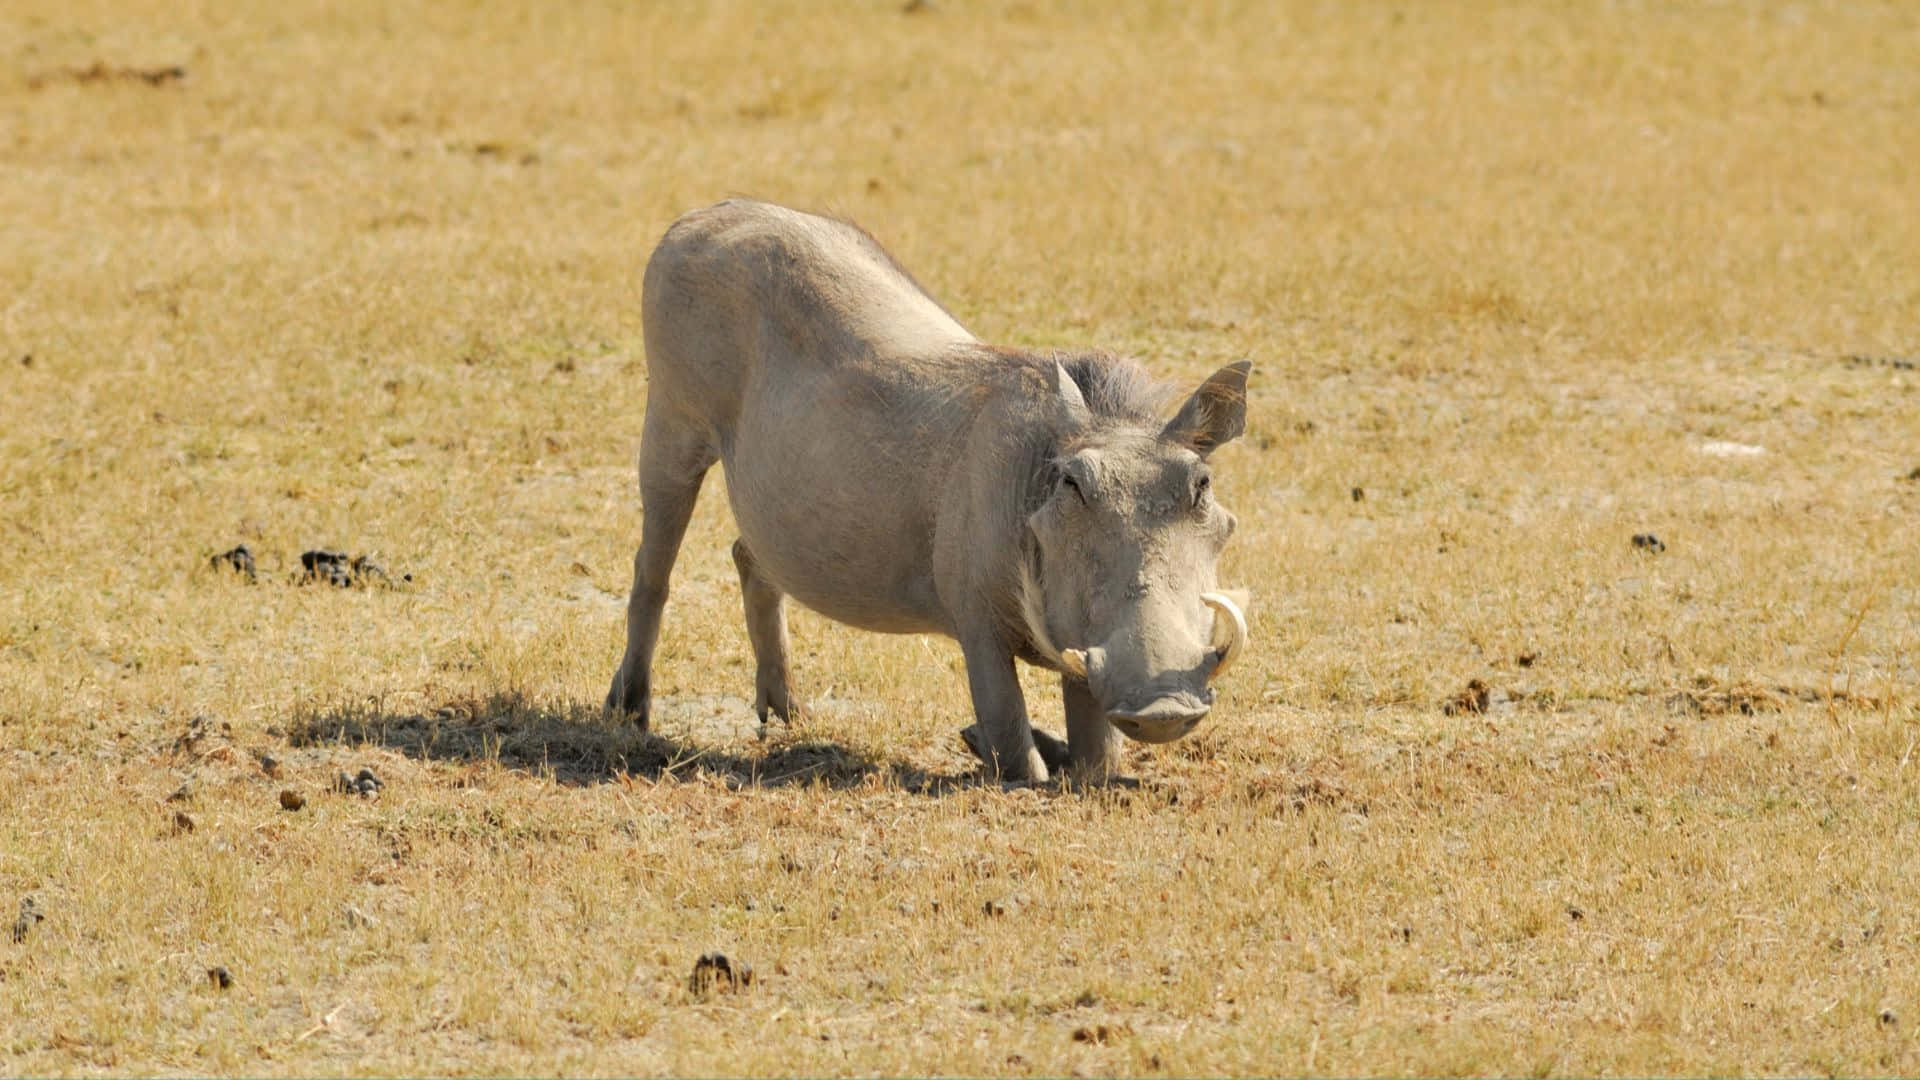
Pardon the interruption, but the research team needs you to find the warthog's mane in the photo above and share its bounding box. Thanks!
[973,344,1174,428]
[1056,350,1175,425]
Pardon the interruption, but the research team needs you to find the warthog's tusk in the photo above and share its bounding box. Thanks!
[1060,648,1089,680]
[1202,591,1247,680]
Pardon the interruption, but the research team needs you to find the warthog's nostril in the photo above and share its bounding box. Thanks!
[1106,695,1210,743]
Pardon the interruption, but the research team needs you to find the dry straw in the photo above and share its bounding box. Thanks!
[2,0,1916,1074]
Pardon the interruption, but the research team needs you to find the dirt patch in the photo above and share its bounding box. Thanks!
[27,62,187,89]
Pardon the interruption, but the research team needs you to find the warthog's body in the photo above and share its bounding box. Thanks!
[608,199,1250,781]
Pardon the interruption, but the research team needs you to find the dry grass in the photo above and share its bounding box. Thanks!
[3,0,1919,1074]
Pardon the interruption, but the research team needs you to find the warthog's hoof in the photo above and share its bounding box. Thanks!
[1030,728,1072,774]
[958,724,1061,783]
[603,673,651,729]
[961,725,1132,789]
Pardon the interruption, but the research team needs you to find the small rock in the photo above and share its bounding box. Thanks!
[300,549,402,588]
[1073,1023,1131,1044]
[207,965,232,989]
[1516,651,1538,667]
[1443,679,1492,716]
[167,781,194,803]
[1350,486,1365,502]
[1631,533,1666,554]
[299,549,354,587]
[983,895,1025,917]
[1567,905,1585,921]
[172,811,196,835]
[278,789,306,811]
[349,555,390,586]
[11,897,44,944]
[1881,1008,1897,1027]
[259,753,283,779]
[344,905,378,929]
[689,952,753,996]
[901,0,937,12]
[209,545,257,581]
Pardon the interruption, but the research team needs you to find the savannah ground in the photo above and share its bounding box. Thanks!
[3,0,1918,1074]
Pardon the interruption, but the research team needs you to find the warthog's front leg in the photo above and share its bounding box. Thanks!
[731,538,799,727]
[1062,676,1127,783]
[956,635,1049,783]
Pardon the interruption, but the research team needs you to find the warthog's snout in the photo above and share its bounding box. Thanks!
[1107,690,1214,743]
[1056,590,1248,743]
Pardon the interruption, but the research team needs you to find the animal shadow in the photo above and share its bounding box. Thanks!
[286,690,977,793]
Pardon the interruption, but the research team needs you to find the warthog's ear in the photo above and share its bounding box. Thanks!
[1163,360,1251,456]
[1051,361,1091,425]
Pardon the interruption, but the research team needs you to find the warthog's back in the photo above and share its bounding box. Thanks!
[642,200,972,407]
[640,200,986,634]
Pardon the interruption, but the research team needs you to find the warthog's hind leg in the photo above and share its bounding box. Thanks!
[731,538,800,728]
[606,411,715,728]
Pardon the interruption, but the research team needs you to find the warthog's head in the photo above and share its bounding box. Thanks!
[1021,359,1251,743]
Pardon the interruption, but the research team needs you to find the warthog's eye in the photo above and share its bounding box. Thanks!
[1057,468,1086,504]
[1053,454,1097,505]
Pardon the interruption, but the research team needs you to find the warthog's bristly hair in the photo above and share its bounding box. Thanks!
[1056,350,1173,424]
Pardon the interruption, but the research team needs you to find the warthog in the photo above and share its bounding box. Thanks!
[607,199,1251,782]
